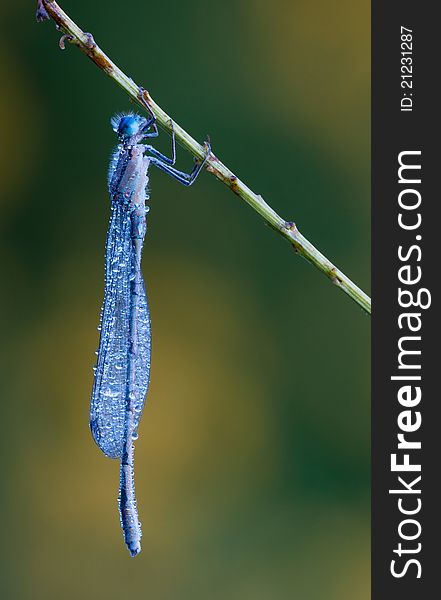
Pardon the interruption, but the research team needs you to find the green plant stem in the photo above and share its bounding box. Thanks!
[37,0,371,315]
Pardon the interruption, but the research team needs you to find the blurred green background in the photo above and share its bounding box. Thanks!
[0,1,370,598]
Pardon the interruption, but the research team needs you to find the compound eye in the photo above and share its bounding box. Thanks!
[118,115,140,137]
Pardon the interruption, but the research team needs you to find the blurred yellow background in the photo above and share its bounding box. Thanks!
[0,1,370,598]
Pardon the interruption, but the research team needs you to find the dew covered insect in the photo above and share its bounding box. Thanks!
[90,110,210,556]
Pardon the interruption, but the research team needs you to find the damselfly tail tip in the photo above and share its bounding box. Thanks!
[128,542,142,557]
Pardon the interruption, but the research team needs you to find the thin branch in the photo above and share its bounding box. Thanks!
[36,0,371,315]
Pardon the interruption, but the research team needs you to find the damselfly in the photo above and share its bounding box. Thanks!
[90,110,210,557]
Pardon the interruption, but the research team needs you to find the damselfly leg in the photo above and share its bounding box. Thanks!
[144,118,212,184]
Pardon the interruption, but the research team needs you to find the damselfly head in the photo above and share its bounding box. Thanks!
[111,113,148,141]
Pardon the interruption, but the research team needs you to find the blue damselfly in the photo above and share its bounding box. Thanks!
[90,110,210,556]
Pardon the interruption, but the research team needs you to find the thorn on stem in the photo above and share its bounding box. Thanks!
[203,138,212,160]
[83,33,96,49]
[59,34,74,50]
[284,221,298,233]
